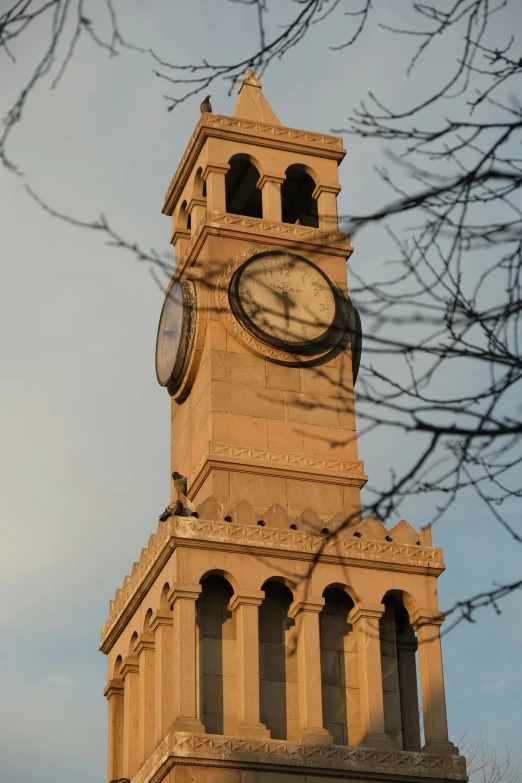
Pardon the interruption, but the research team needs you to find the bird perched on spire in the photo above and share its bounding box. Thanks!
[200,94,212,113]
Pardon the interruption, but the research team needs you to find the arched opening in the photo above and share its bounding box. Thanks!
[281,164,319,227]
[259,580,297,740]
[113,654,123,678]
[193,167,207,199]
[129,631,139,655]
[159,583,171,611]
[225,154,262,218]
[177,199,191,231]
[380,594,421,751]
[320,587,357,746]
[144,608,153,632]
[197,575,236,735]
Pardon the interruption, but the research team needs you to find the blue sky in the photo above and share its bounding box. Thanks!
[1,2,521,781]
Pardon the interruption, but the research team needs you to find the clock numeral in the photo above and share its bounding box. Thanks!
[281,265,290,276]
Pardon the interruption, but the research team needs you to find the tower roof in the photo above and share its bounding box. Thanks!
[232,68,281,125]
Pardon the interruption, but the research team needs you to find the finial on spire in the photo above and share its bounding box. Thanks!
[240,68,262,91]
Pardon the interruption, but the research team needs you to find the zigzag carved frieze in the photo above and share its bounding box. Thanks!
[101,513,443,647]
[132,731,467,783]
[177,211,351,274]
[209,441,364,474]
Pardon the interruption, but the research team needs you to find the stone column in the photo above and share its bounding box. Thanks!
[151,609,174,743]
[202,162,230,214]
[257,174,284,223]
[188,196,207,233]
[172,228,191,275]
[104,678,124,781]
[121,656,140,779]
[411,610,459,756]
[349,602,394,750]
[397,627,422,751]
[289,597,332,744]
[313,183,341,231]
[229,590,270,738]
[135,633,155,764]
[168,583,205,732]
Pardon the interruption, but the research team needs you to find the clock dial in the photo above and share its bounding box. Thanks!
[230,251,338,350]
[155,280,195,389]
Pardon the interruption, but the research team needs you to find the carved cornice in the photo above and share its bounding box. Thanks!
[100,514,444,652]
[163,116,346,216]
[187,442,368,497]
[132,731,467,783]
[175,211,353,281]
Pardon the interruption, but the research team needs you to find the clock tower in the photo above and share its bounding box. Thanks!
[101,70,466,783]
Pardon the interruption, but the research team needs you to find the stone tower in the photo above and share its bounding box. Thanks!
[101,71,466,783]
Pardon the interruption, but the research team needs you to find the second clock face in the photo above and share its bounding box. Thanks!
[230,251,338,350]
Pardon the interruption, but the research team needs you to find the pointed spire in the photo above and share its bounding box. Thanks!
[232,68,281,125]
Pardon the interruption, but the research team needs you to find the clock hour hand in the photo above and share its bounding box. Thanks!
[280,290,296,327]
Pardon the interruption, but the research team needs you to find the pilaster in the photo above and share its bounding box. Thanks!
[289,597,332,744]
[229,590,270,738]
[349,602,395,750]
[135,633,155,764]
[168,583,205,733]
[104,678,124,782]
[121,656,140,779]
[411,609,459,756]
[150,609,174,743]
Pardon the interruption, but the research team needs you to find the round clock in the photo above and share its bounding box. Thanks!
[155,279,195,392]
[229,250,344,352]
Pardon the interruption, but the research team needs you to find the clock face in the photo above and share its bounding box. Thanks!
[230,251,338,350]
[156,280,191,388]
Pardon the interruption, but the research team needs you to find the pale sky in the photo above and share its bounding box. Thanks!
[1,3,521,781]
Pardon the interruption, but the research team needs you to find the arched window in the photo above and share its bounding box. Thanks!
[281,164,318,227]
[193,167,207,200]
[225,154,262,218]
[197,575,236,735]
[320,588,357,745]
[380,594,421,751]
[259,580,297,740]
[177,200,191,231]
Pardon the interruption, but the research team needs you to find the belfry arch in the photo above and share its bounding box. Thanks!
[225,154,263,218]
[281,163,319,227]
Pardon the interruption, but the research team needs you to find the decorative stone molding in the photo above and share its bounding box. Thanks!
[131,730,467,783]
[410,609,445,630]
[149,610,173,632]
[167,583,202,605]
[104,679,124,699]
[134,633,155,657]
[349,601,386,624]
[187,441,367,496]
[120,657,139,678]
[100,514,444,652]
[173,211,353,278]
[201,160,230,180]
[312,181,342,198]
[257,173,286,188]
[289,597,325,617]
[229,589,266,612]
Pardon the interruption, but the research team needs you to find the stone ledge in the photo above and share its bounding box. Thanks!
[132,731,467,783]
